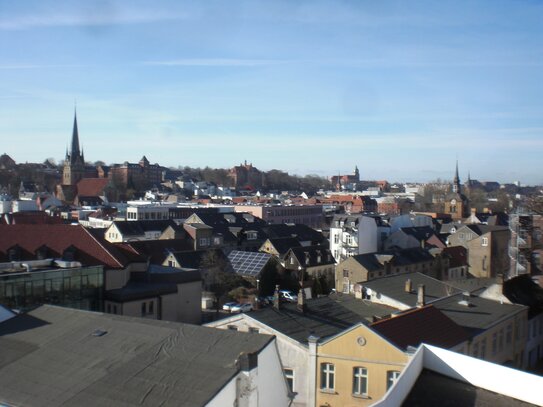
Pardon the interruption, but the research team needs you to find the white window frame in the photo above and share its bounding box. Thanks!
[320,363,335,392]
[386,370,400,391]
[353,366,368,396]
[284,368,294,392]
[482,236,489,247]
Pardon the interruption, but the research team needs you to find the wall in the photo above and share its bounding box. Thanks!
[316,324,408,407]
[205,315,310,407]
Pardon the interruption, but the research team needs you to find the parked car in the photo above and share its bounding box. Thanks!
[222,302,239,312]
[231,303,253,313]
[279,290,298,302]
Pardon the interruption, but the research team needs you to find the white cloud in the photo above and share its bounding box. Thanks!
[142,59,287,67]
[0,10,189,30]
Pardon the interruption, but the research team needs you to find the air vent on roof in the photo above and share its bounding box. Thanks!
[458,292,473,307]
[91,329,108,337]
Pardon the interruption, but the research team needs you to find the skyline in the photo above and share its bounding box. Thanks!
[1,1,543,184]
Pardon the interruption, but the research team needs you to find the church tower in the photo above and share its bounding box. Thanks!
[452,160,461,194]
[62,110,85,185]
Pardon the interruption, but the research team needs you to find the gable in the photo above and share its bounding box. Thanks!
[319,324,407,364]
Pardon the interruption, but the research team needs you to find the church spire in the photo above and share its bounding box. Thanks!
[70,107,81,163]
[453,160,461,194]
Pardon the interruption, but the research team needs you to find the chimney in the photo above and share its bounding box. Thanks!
[497,273,504,294]
[416,284,425,308]
[273,285,280,310]
[297,287,306,313]
[405,279,412,293]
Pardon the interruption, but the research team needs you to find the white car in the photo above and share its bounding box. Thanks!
[279,290,298,302]
[230,303,253,313]
[222,302,239,312]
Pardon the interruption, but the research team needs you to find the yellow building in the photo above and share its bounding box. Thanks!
[315,323,409,407]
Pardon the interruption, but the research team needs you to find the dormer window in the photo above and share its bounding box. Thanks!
[62,246,76,261]
[8,245,21,262]
[35,245,49,260]
[246,231,257,240]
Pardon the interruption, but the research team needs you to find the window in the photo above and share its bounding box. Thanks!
[149,301,154,315]
[141,302,147,316]
[334,234,339,244]
[284,368,294,392]
[320,363,335,392]
[343,269,349,278]
[199,238,209,246]
[386,370,400,391]
[353,367,368,396]
[482,237,489,246]
[506,324,513,344]
[472,342,479,358]
[248,327,259,334]
[227,325,238,331]
[492,332,497,355]
[498,329,504,351]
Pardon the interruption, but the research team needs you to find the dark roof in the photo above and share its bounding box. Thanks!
[259,224,327,244]
[264,237,302,256]
[459,224,509,236]
[248,295,392,344]
[403,369,537,407]
[348,247,435,272]
[0,305,273,407]
[362,272,463,307]
[287,245,335,267]
[170,249,228,270]
[350,253,391,272]
[105,281,178,302]
[120,239,193,264]
[432,292,527,336]
[370,306,470,350]
[112,220,179,236]
[190,212,266,228]
[400,226,437,241]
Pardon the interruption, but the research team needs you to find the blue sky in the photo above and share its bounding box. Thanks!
[1,0,543,184]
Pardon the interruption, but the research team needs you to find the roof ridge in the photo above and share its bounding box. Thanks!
[370,305,433,326]
[81,225,125,268]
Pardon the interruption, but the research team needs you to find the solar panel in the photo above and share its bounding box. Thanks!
[228,251,271,277]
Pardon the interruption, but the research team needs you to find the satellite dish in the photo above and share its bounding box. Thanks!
[366,288,372,296]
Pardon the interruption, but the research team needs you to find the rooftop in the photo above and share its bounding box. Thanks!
[0,305,273,407]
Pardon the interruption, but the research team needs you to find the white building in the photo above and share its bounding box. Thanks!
[330,214,389,262]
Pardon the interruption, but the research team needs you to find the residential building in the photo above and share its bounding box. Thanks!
[206,294,394,407]
[361,272,529,367]
[448,224,511,278]
[105,220,181,243]
[335,249,438,294]
[330,214,389,262]
[283,245,336,294]
[104,265,201,324]
[0,305,290,407]
[234,204,324,228]
[107,155,164,191]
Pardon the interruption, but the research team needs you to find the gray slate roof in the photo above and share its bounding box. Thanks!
[0,305,273,407]
[432,293,527,336]
[248,295,393,344]
[362,272,463,307]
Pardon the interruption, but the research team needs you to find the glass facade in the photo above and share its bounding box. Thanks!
[0,266,103,312]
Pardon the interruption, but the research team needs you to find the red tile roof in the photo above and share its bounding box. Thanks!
[0,224,132,268]
[370,305,470,350]
[76,178,109,197]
